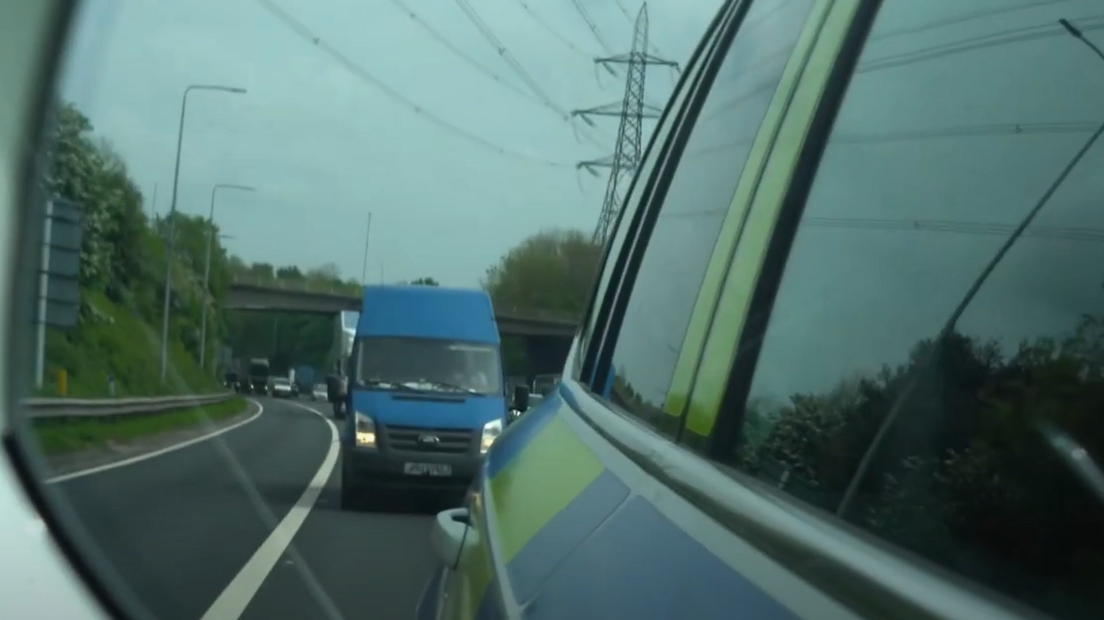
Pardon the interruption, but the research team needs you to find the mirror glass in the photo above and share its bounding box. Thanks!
[5,1,708,618]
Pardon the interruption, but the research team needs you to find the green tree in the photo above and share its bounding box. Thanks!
[37,102,228,394]
[480,228,601,376]
[481,228,602,320]
[732,315,1104,613]
[410,277,439,286]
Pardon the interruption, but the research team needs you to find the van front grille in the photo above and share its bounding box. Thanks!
[383,425,473,453]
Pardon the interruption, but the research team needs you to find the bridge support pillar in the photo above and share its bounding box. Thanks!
[526,335,571,378]
[501,334,571,383]
[520,335,572,385]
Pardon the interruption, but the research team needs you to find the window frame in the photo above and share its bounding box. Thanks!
[572,0,737,387]
[677,0,881,456]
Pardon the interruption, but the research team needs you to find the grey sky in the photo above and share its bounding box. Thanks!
[58,0,721,287]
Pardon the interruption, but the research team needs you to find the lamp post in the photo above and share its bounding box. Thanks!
[360,212,373,287]
[199,184,255,368]
[159,83,246,381]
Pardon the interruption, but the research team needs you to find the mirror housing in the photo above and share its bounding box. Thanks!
[326,375,341,403]
[512,384,530,413]
[430,507,472,570]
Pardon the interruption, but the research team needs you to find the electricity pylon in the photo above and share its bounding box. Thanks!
[573,3,678,244]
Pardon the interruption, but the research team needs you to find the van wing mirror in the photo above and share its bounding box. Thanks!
[512,384,530,412]
[326,375,340,403]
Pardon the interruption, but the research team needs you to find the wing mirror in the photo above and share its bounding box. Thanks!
[512,384,530,413]
[326,375,341,403]
[431,507,473,570]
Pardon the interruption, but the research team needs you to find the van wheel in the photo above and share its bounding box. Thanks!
[340,483,357,511]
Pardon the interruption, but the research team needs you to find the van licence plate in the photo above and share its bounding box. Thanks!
[403,462,452,476]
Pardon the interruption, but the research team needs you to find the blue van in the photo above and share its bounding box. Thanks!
[339,284,511,510]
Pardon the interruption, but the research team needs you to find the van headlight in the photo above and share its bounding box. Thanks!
[355,411,377,448]
[480,418,503,454]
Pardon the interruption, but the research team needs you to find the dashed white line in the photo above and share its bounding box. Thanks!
[45,399,266,484]
[198,401,342,620]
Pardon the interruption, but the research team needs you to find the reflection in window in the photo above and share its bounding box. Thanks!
[607,0,815,435]
[727,2,1104,618]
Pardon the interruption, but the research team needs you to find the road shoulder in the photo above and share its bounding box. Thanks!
[42,399,262,479]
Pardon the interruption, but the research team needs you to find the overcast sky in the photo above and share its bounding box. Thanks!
[58,0,720,287]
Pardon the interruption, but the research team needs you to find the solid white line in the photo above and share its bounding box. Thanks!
[198,402,341,620]
[45,399,265,485]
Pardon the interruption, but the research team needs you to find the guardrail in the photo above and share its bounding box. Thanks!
[23,392,236,419]
[228,276,583,324]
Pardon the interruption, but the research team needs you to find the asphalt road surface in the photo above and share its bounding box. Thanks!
[49,397,441,620]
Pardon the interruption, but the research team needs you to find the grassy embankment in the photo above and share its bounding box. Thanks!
[30,290,249,454]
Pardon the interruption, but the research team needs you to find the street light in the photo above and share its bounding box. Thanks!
[360,212,373,286]
[199,183,255,368]
[159,83,246,381]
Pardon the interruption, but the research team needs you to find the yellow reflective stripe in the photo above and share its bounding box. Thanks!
[684,0,864,438]
[667,0,834,422]
[488,414,603,561]
[456,491,492,620]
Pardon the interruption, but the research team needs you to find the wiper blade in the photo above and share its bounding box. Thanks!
[359,379,420,392]
[421,380,477,394]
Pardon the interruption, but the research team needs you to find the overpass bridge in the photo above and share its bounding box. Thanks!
[224,279,577,376]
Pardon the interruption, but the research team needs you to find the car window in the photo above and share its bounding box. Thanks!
[718,2,1104,618]
[603,0,818,436]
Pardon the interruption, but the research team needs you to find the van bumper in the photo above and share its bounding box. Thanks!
[341,444,481,497]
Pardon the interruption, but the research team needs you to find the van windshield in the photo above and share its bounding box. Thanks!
[355,337,502,395]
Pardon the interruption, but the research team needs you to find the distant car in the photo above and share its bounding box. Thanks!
[311,383,327,401]
[268,377,294,398]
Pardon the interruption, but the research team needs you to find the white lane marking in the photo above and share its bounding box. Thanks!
[45,399,265,484]
[199,401,344,620]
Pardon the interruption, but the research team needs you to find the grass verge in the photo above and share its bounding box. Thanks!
[32,397,249,456]
[40,289,221,398]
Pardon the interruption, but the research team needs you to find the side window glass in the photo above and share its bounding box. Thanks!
[606,0,816,435]
[576,49,700,382]
[724,2,1104,618]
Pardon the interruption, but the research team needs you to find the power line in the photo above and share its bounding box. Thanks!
[382,0,609,150]
[804,216,1104,244]
[383,0,546,108]
[860,15,1104,73]
[704,15,1104,121]
[454,0,569,118]
[686,120,1101,158]
[254,0,574,168]
[451,0,611,150]
[511,0,595,59]
[869,0,1079,43]
[569,0,616,56]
